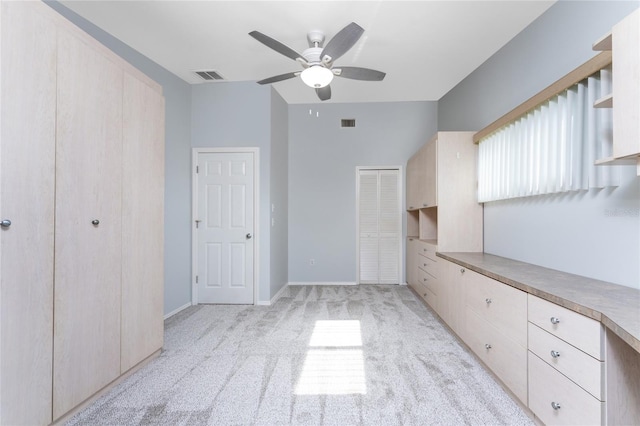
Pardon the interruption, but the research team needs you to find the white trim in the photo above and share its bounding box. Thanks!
[163,302,193,320]
[256,282,290,306]
[355,166,403,285]
[287,282,358,286]
[191,147,260,306]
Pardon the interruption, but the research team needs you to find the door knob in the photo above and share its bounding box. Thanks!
[246,233,252,239]
[1,219,11,228]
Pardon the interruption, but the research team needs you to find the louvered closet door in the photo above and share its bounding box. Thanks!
[358,169,400,284]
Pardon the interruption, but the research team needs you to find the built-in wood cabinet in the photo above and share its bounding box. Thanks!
[527,295,606,425]
[0,3,57,424]
[0,2,165,424]
[593,9,640,174]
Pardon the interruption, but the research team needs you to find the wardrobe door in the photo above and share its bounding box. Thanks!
[121,72,165,372]
[53,30,123,419]
[0,3,56,424]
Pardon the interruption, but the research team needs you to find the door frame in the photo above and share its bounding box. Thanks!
[191,147,260,305]
[355,166,403,285]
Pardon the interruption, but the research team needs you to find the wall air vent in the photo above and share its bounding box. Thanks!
[341,119,356,128]
[194,70,225,81]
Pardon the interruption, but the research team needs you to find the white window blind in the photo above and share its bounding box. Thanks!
[478,69,618,203]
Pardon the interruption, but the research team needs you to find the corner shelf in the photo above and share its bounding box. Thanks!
[592,31,612,51]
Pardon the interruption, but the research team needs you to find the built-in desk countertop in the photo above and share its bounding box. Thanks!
[437,252,640,354]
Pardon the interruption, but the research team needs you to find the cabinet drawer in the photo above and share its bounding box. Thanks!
[528,352,604,426]
[414,281,437,310]
[528,322,604,400]
[417,268,437,294]
[464,309,527,403]
[465,270,527,346]
[416,241,436,260]
[528,295,604,360]
[417,255,437,275]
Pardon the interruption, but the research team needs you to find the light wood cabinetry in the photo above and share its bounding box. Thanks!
[592,9,640,174]
[121,73,165,373]
[527,294,605,425]
[0,3,56,424]
[463,268,528,403]
[405,132,482,309]
[0,2,165,424]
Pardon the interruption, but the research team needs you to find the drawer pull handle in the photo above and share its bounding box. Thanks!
[551,402,561,410]
[424,263,427,267]
[460,268,465,274]
[423,277,427,282]
[550,350,560,358]
[423,293,427,297]
[550,317,560,325]
[485,344,492,350]
[485,298,492,304]
[423,248,427,252]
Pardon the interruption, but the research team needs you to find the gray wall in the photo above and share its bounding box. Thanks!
[191,82,274,302]
[439,0,640,289]
[270,90,289,300]
[45,1,194,315]
[288,101,438,283]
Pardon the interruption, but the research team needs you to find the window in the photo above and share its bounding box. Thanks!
[478,68,618,203]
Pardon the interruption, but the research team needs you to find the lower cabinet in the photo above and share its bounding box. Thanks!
[407,239,439,312]
[433,258,608,425]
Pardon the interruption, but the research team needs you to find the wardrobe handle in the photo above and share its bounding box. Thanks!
[92,219,100,226]
[0,219,11,228]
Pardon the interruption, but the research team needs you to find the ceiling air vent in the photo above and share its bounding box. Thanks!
[341,119,356,128]
[194,70,225,81]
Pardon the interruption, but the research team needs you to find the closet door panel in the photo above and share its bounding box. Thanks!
[359,171,379,284]
[379,170,400,284]
[121,72,165,372]
[0,3,56,424]
[53,30,123,419]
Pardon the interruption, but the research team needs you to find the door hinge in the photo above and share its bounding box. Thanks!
[196,275,199,283]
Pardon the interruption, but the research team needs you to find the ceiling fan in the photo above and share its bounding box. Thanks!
[249,22,386,101]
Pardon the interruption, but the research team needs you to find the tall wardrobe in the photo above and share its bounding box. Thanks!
[0,2,165,424]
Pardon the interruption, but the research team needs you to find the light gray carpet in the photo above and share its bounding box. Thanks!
[67,285,534,425]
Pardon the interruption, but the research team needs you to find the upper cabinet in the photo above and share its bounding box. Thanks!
[593,9,640,173]
[406,131,483,252]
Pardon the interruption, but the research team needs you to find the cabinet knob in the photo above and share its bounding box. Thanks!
[550,316,561,325]
[423,203,428,207]
[409,206,414,209]
[485,344,492,350]
[485,298,492,304]
[423,277,427,282]
[0,219,11,228]
[551,402,561,410]
[91,219,100,226]
[423,263,427,267]
[460,268,465,274]
[550,350,560,358]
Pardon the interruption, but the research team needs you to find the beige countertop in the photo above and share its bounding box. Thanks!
[437,252,640,354]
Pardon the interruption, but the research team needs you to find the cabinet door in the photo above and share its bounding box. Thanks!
[406,155,418,210]
[422,137,437,208]
[53,30,123,419]
[0,3,56,424]
[121,73,165,372]
[406,238,418,287]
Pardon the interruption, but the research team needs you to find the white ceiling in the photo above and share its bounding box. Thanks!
[60,0,556,104]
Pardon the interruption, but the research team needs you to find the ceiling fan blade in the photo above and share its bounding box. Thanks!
[256,72,299,85]
[320,22,364,64]
[335,66,386,81]
[249,31,305,62]
[316,85,331,101]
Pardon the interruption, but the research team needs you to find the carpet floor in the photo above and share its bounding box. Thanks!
[66,285,534,425]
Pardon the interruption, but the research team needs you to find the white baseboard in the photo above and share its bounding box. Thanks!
[256,283,290,306]
[163,302,192,320]
[287,281,358,286]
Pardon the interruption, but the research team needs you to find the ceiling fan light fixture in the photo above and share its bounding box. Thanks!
[300,66,333,88]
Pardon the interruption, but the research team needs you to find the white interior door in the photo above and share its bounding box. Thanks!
[196,151,255,304]
[358,168,401,284]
